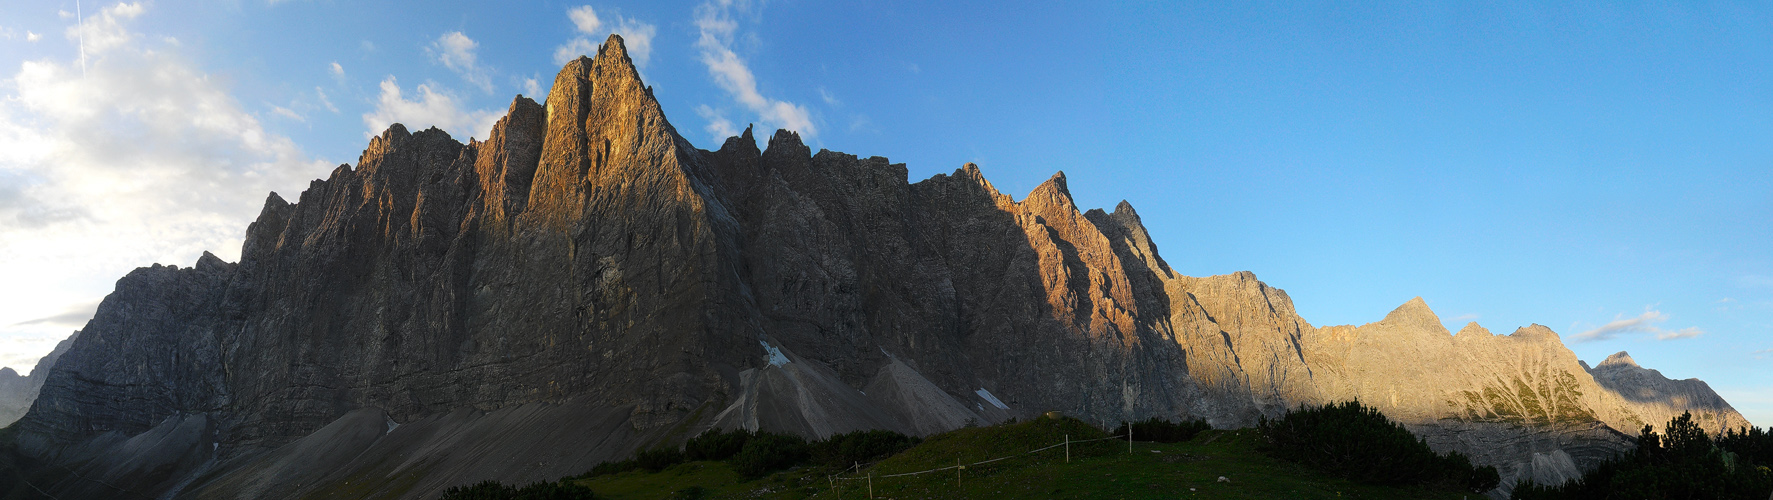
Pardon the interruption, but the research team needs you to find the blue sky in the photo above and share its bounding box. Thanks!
[0,1,1767,425]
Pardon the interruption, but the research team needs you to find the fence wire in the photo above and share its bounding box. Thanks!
[830,434,1132,483]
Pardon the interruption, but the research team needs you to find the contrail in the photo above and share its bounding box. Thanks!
[77,0,87,78]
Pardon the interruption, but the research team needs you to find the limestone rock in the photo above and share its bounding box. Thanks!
[1587,350,1750,434]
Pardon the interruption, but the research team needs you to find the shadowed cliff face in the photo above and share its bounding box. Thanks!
[13,35,1750,500]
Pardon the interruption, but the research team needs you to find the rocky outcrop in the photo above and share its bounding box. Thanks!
[9,35,1750,500]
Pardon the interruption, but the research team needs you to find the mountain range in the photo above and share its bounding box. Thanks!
[1,35,1748,500]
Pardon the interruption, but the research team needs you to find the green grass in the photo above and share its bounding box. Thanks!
[574,418,1480,500]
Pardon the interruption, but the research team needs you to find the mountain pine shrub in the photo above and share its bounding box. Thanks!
[1511,412,1773,500]
[1109,416,1212,443]
[729,431,809,478]
[808,429,920,467]
[439,479,598,499]
[684,427,752,461]
[1257,400,1500,492]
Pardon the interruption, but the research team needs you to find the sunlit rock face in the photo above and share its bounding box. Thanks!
[14,35,1748,500]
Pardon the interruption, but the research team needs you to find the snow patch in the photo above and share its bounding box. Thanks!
[975,388,1010,410]
[761,340,790,366]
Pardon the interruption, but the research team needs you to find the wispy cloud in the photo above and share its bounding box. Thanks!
[554,6,656,68]
[1755,348,1773,359]
[269,104,304,122]
[26,31,41,42]
[9,300,99,328]
[696,104,738,142]
[429,31,493,93]
[1450,313,1481,322]
[693,0,815,143]
[316,87,338,113]
[520,75,544,100]
[362,77,501,141]
[1574,308,1705,342]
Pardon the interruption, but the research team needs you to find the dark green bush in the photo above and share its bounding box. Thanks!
[583,445,684,477]
[584,459,634,477]
[729,431,809,478]
[439,479,598,500]
[1109,417,1212,443]
[441,480,515,500]
[633,446,685,472]
[684,427,753,461]
[1511,412,1773,500]
[1257,400,1499,492]
[809,429,920,467]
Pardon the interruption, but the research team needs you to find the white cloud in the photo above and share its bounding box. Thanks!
[1574,308,1705,342]
[429,31,493,93]
[269,104,304,122]
[329,61,344,77]
[693,0,815,141]
[522,76,542,99]
[0,4,331,373]
[26,31,42,42]
[554,6,656,68]
[1655,327,1703,340]
[64,2,144,55]
[818,87,840,106]
[362,76,501,142]
[696,104,738,143]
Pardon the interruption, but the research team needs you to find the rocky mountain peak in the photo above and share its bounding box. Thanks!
[1381,297,1447,334]
[1454,321,1492,338]
[1024,171,1078,217]
[1510,324,1561,341]
[1598,351,1639,368]
[765,128,809,158]
[1112,200,1139,218]
[719,124,759,155]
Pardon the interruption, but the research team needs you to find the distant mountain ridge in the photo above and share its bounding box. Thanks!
[4,35,1748,500]
[0,331,77,427]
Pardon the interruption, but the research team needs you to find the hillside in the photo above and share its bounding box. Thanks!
[572,418,1473,500]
